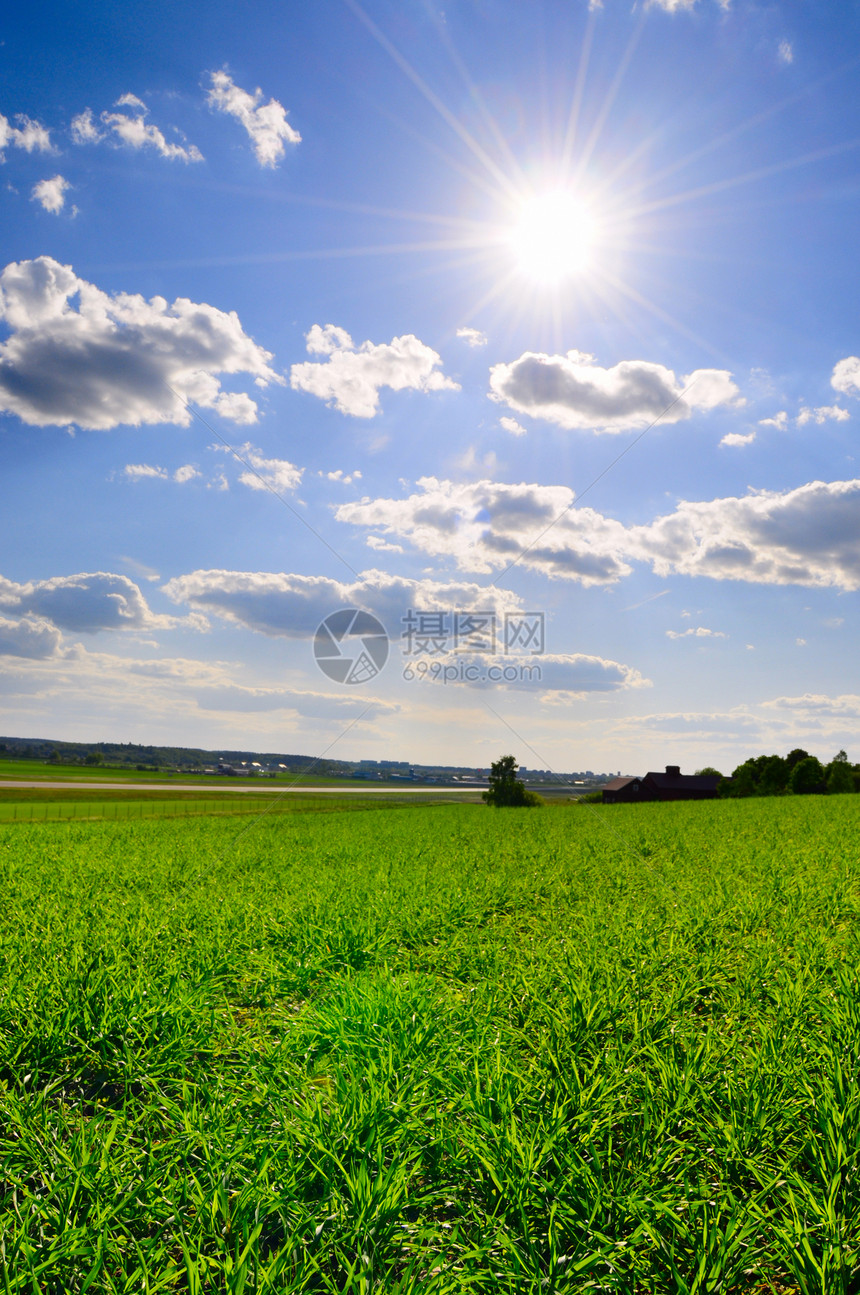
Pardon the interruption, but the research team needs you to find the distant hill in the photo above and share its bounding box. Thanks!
[0,734,495,781]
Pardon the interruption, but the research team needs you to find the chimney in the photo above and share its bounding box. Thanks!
[665,764,681,776]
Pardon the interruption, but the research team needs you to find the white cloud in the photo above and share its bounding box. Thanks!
[633,479,860,590]
[0,256,281,430]
[120,557,161,584]
[416,651,648,696]
[123,463,169,480]
[759,411,788,430]
[336,477,632,585]
[646,0,696,10]
[778,40,794,64]
[336,474,860,591]
[0,571,194,634]
[797,404,849,426]
[290,324,459,418]
[162,568,524,639]
[71,97,202,161]
[31,175,71,214]
[319,467,362,485]
[174,464,201,483]
[763,693,860,721]
[832,357,860,397]
[0,613,63,659]
[0,113,53,156]
[0,645,392,727]
[603,692,860,763]
[206,71,300,167]
[489,348,742,433]
[454,446,499,476]
[234,444,303,493]
[720,430,755,448]
[160,568,648,698]
[366,536,404,554]
[456,327,487,348]
[116,92,147,112]
[500,416,527,436]
[70,108,102,144]
[666,627,727,639]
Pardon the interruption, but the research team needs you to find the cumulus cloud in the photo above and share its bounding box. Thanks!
[456,327,487,348]
[633,479,860,590]
[0,645,392,727]
[605,691,860,760]
[0,613,63,659]
[69,108,101,144]
[160,568,647,697]
[720,431,755,448]
[206,71,300,167]
[31,175,71,214]
[123,463,169,480]
[646,0,696,10]
[759,411,788,430]
[235,444,303,493]
[162,568,524,639]
[763,693,860,721]
[71,97,202,161]
[336,474,860,591]
[797,404,849,426]
[336,477,633,585]
[500,416,527,436]
[666,627,727,639]
[0,256,281,430]
[831,358,860,398]
[0,571,199,634]
[489,348,742,432]
[366,536,404,554]
[319,467,362,485]
[122,462,202,483]
[0,113,53,156]
[290,324,459,418]
[174,464,201,483]
[415,650,648,696]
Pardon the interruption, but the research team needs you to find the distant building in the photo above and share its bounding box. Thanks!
[602,765,720,804]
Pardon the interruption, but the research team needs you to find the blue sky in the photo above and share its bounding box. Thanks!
[2,0,860,774]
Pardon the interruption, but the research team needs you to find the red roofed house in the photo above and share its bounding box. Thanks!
[602,765,720,804]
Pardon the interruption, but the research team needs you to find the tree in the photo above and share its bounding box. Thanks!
[788,755,825,796]
[826,753,855,795]
[483,755,541,807]
[730,761,757,798]
[785,748,810,772]
[84,751,103,766]
[757,754,789,797]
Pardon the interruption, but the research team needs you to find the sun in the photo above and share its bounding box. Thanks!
[508,190,596,284]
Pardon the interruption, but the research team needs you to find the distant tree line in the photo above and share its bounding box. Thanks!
[698,749,859,797]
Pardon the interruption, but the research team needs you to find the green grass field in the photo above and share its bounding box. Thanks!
[0,793,478,824]
[2,795,859,1292]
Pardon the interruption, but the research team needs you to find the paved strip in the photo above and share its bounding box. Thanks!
[0,779,483,794]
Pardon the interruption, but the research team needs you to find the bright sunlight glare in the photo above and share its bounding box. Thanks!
[509,190,596,283]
